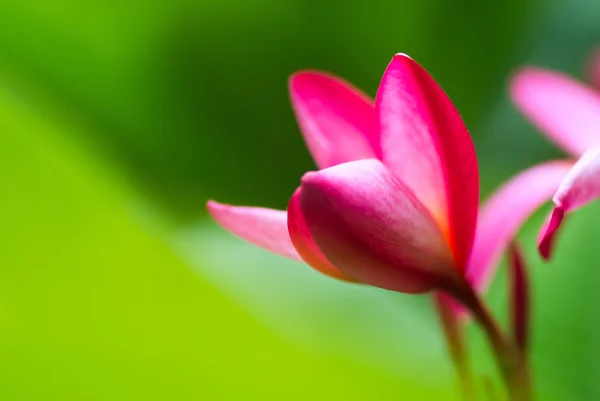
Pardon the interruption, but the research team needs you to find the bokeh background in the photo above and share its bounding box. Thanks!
[0,0,599,399]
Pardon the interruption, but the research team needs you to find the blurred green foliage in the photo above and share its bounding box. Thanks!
[0,0,599,399]
[0,0,530,217]
[0,84,455,400]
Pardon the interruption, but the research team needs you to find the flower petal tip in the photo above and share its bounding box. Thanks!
[509,67,547,100]
[206,199,225,215]
[393,53,412,61]
[288,69,378,169]
[206,200,301,261]
[378,51,479,270]
[289,70,326,89]
[510,67,600,157]
[300,170,319,185]
[538,207,565,261]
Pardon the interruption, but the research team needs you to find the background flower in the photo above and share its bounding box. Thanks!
[511,62,600,259]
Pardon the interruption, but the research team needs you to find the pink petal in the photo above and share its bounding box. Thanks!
[298,158,458,294]
[377,54,479,270]
[537,209,565,260]
[511,68,600,157]
[289,71,378,169]
[207,201,300,260]
[444,161,572,320]
[467,161,573,293]
[287,189,357,281]
[538,148,600,259]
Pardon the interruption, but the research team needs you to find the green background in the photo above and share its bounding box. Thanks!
[0,0,598,399]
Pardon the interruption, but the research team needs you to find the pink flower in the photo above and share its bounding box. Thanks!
[208,54,571,301]
[511,51,600,259]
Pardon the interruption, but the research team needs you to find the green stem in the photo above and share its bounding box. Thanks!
[455,353,475,401]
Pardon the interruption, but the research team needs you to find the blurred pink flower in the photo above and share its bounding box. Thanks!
[511,53,600,259]
[208,54,570,300]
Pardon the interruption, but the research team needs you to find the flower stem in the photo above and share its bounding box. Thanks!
[434,293,475,400]
[458,284,532,401]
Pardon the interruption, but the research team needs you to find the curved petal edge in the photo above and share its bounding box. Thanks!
[377,53,479,270]
[298,158,459,294]
[287,189,357,281]
[445,160,572,320]
[207,201,301,260]
[289,71,378,169]
[467,160,573,292]
[538,207,565,261]
[538,148,600,259]
[510,68,600,157]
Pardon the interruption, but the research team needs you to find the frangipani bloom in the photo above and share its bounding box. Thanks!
[208,54,571,304]
[511,52,600,259]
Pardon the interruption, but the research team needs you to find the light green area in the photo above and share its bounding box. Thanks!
[0,85,453,400]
